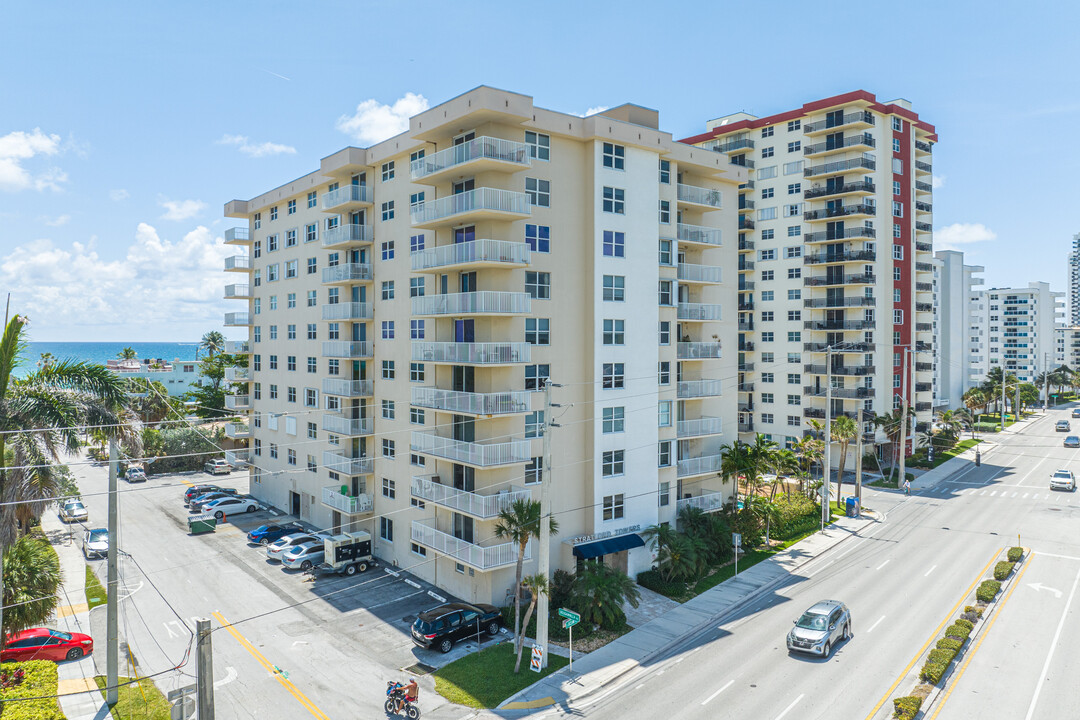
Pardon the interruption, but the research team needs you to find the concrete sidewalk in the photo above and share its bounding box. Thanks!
[496,511,878,713]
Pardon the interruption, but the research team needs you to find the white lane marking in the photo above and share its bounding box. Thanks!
[990,490,998,497]
[635,684,644,690]
[924,564,938,577]
[866,615,886,633]
[876,560,890,571]
[701,679,734,706]
[1025,563,1080,720]
[354,589,425,612]
[118,581,144,600]
[1012,492,1019,498]
[774,693,805,720]
[214,666,238,688]
[1036,552,1080,561]
[980,490,987,496]
[1027,582,1063,599]
[674,657,685,663]
[657,669,665,676]
[1023,493,1030,499]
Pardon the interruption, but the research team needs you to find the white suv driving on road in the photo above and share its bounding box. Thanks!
[1050,469,1076,492]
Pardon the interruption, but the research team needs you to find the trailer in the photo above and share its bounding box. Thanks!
[315,531,374,576]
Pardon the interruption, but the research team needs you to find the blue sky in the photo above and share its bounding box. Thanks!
[2,0,1078,341]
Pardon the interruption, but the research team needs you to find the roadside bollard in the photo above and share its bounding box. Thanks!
[975,450,981,467]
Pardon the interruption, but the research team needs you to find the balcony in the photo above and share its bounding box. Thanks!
[677,183,723,209]
[677,223,723,246]
[916,323,933,332]
[224,255,252,272]
[738,342,755,352]
[738,382,754,392]
[322,486,374,515]
[916,341,933,352]
[916,201,933,213]
[804,249,876,264]
[322,411,374,437]
[738,362,754,371]
[739,259,755,272]
[322,263,374,285]
[803,385,873,399]
[804,364,875,376]
[916,362,934,372]
[678,263,722,284]
[411,520,527,571]
[411,476,532,519]
[321,184,374,212]
[225,340,249,355]
[738,198,755,212]
[322,341,374,359]
[730,156,755,169]
[915,221,933,233]
[916,282,933,292]
[915,160,932,174]
[410,187,530,228]
[410,137,531,182]
[322,450,374,476]
[739,217,755,230]
[804,156,876,178]
[714,138,755,153]
[739,180,755,192]
[804,110,875,135]
[677,490,725,514]
[410,387,531,416]
[224,394,250,411]
[803,342,872,353]
[804,204,876,222]
[678,342,722,360]
[677,379,722,399]
[803,320,875,331]
[915,382,933,393]
[224,367,250,382]
[677,417,723,438]
[410,431,530,468]
[224,227,250,245]
[738,281,755,291]
[803,408,859,420]
[411,342,530,365]
[804,180,875,199]
[223,312,250,327]
[915,180,933,193]
[804,273,875,286]
[677,303,722,322]
[737,301,754,311]
[411,291,531,316]
[738,238,754,251]
[915,402,933,412]
[224,449,250,468]
[803,133,875,157]
[224,422,250,439]
[323,378,374,398]
[737,321,754,331]
[916,241,933,252]
[915,140,933,154]
[322,302,374,321]
[322,223,374,249]
[411,239,530,273]
[916,262,934,272]
[738,421,754,433]
[677,454,723,478]
[804,227,876,243]
[803,297,876,308]
[224,284,251,301]
[916,302,934,312]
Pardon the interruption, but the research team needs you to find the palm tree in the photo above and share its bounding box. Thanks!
[830,415,858,503]
[513,574,549,673]
[963,386,988,419]
[494,499,558,653]
[750,496,781,546]
[35,352,56,370]
[771,448,800,498]
[793,433,823,495]
[953,407,975,439]
[720,440,751,512]
[0,314,131,640]
[873,410,908,483]
[200,331,226,358]
[747,433,779,498]
[2,534,62,639]
[117,346,137,360]
[934,409,960,441]
[572,560,640,629]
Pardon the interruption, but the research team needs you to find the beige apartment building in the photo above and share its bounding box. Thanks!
[682,91,938,455]
[221,87,744,604]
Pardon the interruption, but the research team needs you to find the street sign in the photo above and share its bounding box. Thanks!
[557,607,581,626]
[530,645,544,673]
[732,532,742,548]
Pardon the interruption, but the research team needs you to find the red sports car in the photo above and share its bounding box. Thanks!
[2,628,94,662]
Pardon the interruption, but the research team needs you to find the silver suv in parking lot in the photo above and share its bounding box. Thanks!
[787,600,851,657]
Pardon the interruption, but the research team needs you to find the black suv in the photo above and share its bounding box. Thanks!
[183,485,238,505]
[411,602,502,653]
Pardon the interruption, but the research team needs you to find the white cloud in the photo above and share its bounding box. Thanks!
[159,198,206,221]
[110,189,129,201]
[0,128,66,192]
[935,222,997,251]
[218,134,297,158]
[931,174,945,189]
[43,214,70,227]
[336,93,429,145]
[579,106,609,117]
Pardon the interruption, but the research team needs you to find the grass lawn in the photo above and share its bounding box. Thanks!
[86,566,107,609]
[94,675,171,720]
[868,472,915,489]
[434,642,570,709]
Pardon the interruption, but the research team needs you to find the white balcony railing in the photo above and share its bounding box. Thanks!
[223,312,250,327]
[411,476,532,519]
[410,188,530,225]
[224,227,250,244]
[411,292,531,316]
[322,224,373,248]
[322,486,374,514]
[224,255,252,271]
[321,184,373,210]
[677,454,723,478]
[322,263,373,284]
[677,183,723,208]
[677,417,723,438]
[322,451,373,476]
[411,239,530,271]
[677,379,722,398]
[321,413,374,436]
[677,263,722,284]
[677,303,722,321]
[224,449,250,467]
[224,367,250,382]
[224,422,250,439]
[410,387,530,416]
[224,394,251,411]
[322,378,374,397]
[677,342,722,359]
[224,284,251,299]
[676,223,723,246]
[410,431,530,467]
[676,491,725,514]
[225,340,249,354]
[411,342,531,365]
[410,136,532,180]
[322,302,374,321]
[411,520,528,570]
[322,341,374,359]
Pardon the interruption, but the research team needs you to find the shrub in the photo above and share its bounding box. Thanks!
[1008,547,1024,563]
[928,647,957,666]
[961,610,981,624]
[944,623,972,641]
[636,569,686,598]
[0,661,64,719]
[921,658,950,684]
[994,561,1015,581]
[976,580,1001,603]
[936,637,963,653]
[549,569,576,611]
[964,605,984,617]
[954,618,974,632]
[893,695,923,720]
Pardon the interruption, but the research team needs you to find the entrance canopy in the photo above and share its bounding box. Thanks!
[571,532,645,559]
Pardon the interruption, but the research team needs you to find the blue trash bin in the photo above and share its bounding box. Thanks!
[845,497,860,518]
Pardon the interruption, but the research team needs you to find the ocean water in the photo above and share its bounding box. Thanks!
[15,342,201,377]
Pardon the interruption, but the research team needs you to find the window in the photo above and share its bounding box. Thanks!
[409,191,424,211]
[762,146,775,158]
[658,281,673,306]
[892,158,904,174]
[253,355,261,372]
[410,319,424,339]
[286,355,296,371]
[603,363,625,389]
[892,117,902,132]
[305,388,317,407]
[268,442,278,458]
[269,354,278,370]
[784,203,801,217]
[761,187,774,200]
[603,406,625,433]
[602,186,625,214]
[410,234,425,253]
[658,239,673,266]
[762,372,775,383]
[893,180,902,196]
[760,248,776,261]
[761,331,775,342]
[894,223,902,239]
[787,416,801,427]
[894,309,904,324]
[787,119,801,132]
[381,201,395,221]
[266,264,279,281]
[761,311,775,321]
[410,362,425,382]
[787,141,801,153]
[253,212,261,229]
[786,394,802,406]
[410,277,425,297]
[525,131,550,160]
[307,290,317,307]
[763,290,776,301]
[893,138,901,153]
[787,310,801,321]
[525,224,550,252]
[787,267,801,279]
[268,235,279,252]
[525,318,549,344]
[893,245,904,260]
[287,448,296,465]
[603,230,625,257]
[307,323,316,339]
[787,225,801,237]
[602,494,625,520]
[285,260,297,278]
[788,183,801,195]
[380,517,393,542]
[892,201,903,218]
[762,270,775,281]
[253,240,261,259]
[783,161,803,175]
[787,373,801,384]
[525,411,545,438]
[659,159,671,184]
[659,200,671,224]
[270,206,278,221]
[381,241,394,260]
[526,177,550,207]
[381,399,395,420]
[382,321,394,339]
[658,321,671,345]
[381,161,395,181]
[328,323,339,340]
[785,246,802,258]
[761,126,774,138]
[285,228,297,246]
[410,408,425,425]
[382,360,395,379]
[602,142,625,169]
[602,451,625,477]
[658,401,671,427]
[762,392,774,403]
[382,438,396,458]
[761,413,774,424]
[603,319,625,345]
[525,457,543,484]
[658,443,672,469]
[603,275,625,301]
[658,361,670,385]
[787,331,801,342]
[758,207,777,221]
[287,386,297,403]
[525,364,550,390]
[525,271,550,299]
[307,191,317,209]
[306,257,317,275]
[894,288,901,303]
[254,298,261,315]
[381,281,395,300]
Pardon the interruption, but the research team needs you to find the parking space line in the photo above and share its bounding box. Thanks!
[364,589,426,611]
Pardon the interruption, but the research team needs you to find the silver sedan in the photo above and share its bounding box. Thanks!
[787,600,851,657]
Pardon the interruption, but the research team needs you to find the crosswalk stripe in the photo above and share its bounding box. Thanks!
[990,490,997,497]
[1023,493,1029,499]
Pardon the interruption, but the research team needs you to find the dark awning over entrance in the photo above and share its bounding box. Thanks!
[571,533,645,559]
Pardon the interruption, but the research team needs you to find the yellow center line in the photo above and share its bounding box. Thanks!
[863,547,1002,720]
[211,611,331,720]
[928,553,1034,720]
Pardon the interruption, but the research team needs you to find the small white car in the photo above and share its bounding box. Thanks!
[281,541,326,571]
[203,496,261,519]
[1050,469,1076,492]
[266,533,329,561]
[124,467,146,483]
[83,528,109,559]
[59,501,88,524]
[204,459,232,475]
[1056,420,1071,432]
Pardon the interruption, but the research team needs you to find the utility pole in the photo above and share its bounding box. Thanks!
[535,380,558,668]
[1000,369,1006,431]
[106,438,119,706]
[855,408,864,507]
[196,619,215,720]
[899,349,909,491]
[1045,352,1050,411]
[822,347,833,530]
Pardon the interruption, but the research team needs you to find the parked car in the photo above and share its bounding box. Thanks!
[59,501,88,524]
[1050,469,1077,492]
[1071,408,1080,418]
[204,458,232,475]
[1056,420,1071,432]
[266,533,329,561]
[280,541,325,571]
[247,522,304,546]
[188,492,237,511]
[786,600,851,657]
[124,467,146,483]
[184,485,238,505]
[83,528,109,560]
[1064,436,1080,448]
[1,628,94,662]
[411,602,503,653]
[203,496,261,519]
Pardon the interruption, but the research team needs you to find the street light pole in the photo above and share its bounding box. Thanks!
[822,347,832,530]
[535,380,558,668]
[106,438,119,706]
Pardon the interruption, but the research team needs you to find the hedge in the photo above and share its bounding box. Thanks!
[0,661,64,719]
[944,622,972,641]
[922,645,960,684]
[964,605,985,618]
[993,561,1014,581]
[893,695,923,720]
[636,569,687,598]
[976,579,1001,603]
[954,618,974,632]
[936,637,963,653]
[1008,547,1024,563]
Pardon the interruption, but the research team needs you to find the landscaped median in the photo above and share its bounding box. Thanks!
[889,546,1027,720]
